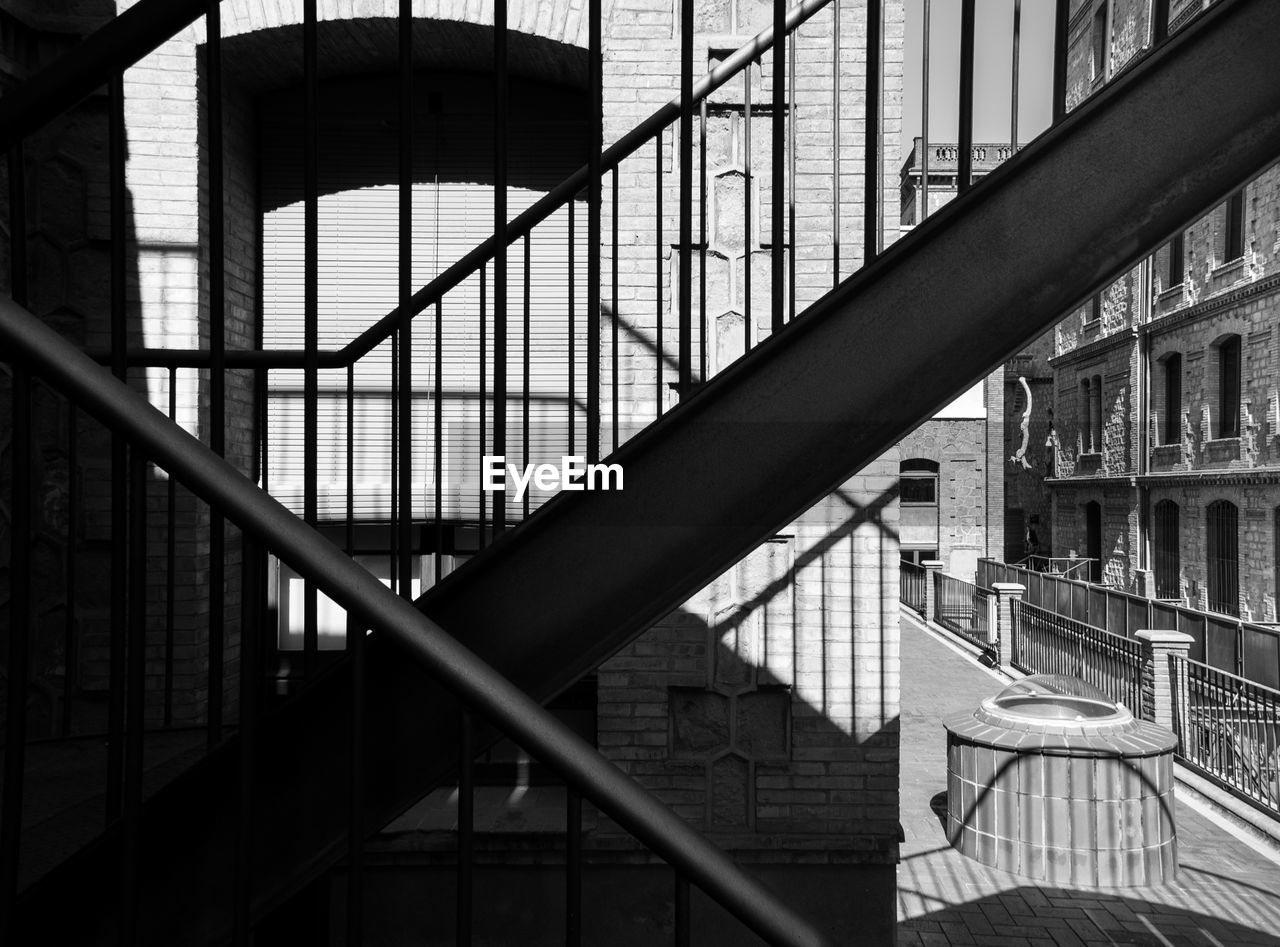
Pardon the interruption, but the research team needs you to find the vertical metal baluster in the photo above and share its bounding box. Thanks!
[566,790,582,946]
[457,709,474,945]
[1052,0,1069,124]
[165,369,177,727]
[568,202,576,455]
[771,0,784,332]
[957,0,975,194]
[234,397,262,947]
[788,18,796,320]
[588,0,602,460]
[347,606,365,945]
[865,0,883,264]
[1011,0,1021,150]
[347,365,355,561]
[208,0,226,751]
[107,72,127,824]
[303,0,319,675]
[831,0,840,286]
[120,449,147,942]
[920,0,930,222]
[398,0,414,600]
[435,299,443,582]
[744,66,753,354]
[63,401,77,737]
[479,264,487,546]
[678,0,693,393]
[656,130,663,413]
[674,874,690,947]
[494,0,508,535]
[524,234,531,517]
[698,101,706,382]
[611,172,619,450]
[0,357,30,938]
[391,326,399,592]
[234,462,261,947]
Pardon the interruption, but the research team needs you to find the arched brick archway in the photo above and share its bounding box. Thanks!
[219,0,592,51]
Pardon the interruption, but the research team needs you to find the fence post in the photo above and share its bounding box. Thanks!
[1136,629,1193,733]
[923,560,944,624]
[990,583,1025,669]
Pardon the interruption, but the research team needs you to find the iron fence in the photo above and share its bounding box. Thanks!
[1174,656,1280,818]
[1009,599,1144,716]
[900,560,926,615]
[979,557,1280,690]
[932,572,996,662]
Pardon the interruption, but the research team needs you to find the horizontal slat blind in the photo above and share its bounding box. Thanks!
[261,81,589,522]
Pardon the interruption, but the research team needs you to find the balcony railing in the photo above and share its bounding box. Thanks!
[1009,599,1145,717]
[900,560,927,615]
[1174,656,1280,819]
[932,571,996,662]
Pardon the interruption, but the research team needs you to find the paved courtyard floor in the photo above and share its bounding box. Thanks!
[898,611,1280,946]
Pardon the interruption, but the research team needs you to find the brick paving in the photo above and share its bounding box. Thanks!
[898,611,1280,946]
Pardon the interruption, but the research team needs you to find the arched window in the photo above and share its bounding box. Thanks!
[1207,500,1239,616]
[1153,500,1180,600]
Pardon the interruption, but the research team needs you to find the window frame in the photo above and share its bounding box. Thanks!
[1217,335,1241,439]
[1224,188,1245,263]
[1206,499,1240,617]
[1162,353,1182,446]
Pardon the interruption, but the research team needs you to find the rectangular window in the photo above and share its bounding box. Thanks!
[1163,354,1181,445]
[1089,293,1102,324]
[1224,189,1245,262]
[900,476,937,505]
[1091,3,1109,80]
[1219,336,1241,438]
[1166,232,1184,287]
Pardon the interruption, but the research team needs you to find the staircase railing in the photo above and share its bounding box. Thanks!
[0,292,833,944]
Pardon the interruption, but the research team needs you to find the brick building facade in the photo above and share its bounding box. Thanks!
[1048,0,1280,621]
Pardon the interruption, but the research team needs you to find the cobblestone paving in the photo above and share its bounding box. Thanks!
[899,611,1280,946]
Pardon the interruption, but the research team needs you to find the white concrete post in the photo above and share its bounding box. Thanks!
[990,583,1025,669]
[1136,629,1194,737]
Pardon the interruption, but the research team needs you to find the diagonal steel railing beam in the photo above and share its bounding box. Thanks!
[13,0,1280,942]
[0,296,832,947]
[0,0,222,154]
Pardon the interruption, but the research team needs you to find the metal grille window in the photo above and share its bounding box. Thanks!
[1163,353,1182,445]
[1207,499,1240,616]
[1218,335,1241,438]
[1153,499,1181,600]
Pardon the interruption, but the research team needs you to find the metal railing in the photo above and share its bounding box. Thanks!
[932,572,996,662]
[980,557,1280,690]
[1174,656,1280,818]
[1010,599,1144,716]
[900,560,926,615]
[0,0,1254,940]
[0,294,835,946]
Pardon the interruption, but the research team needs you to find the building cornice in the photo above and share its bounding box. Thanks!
[1046,474,1138,489]
[1138,468,1280,488]
[1049,326,1139,369]
[1142,272,1280,339]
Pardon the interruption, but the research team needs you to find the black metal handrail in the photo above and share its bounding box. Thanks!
[1174,655,1280,818]
[932,571,996,662]
[1010,599,1144,715]
[0,293,834,947]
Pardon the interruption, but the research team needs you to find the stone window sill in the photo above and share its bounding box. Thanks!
[1211,258,1245,283]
